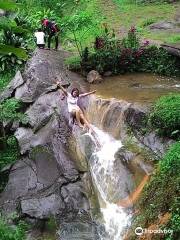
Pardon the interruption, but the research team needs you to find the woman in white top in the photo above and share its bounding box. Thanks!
[56,81,96,131]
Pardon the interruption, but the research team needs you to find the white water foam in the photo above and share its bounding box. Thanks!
[86,126,131,240]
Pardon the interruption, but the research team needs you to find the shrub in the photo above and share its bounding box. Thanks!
[81,27,180,76]
[122,26,140,50]
[0,216,26,240]
[137,0,176,3]
[138,46,180,76]
[0,72,14,92]
[65,55,81,71]
[0,136,19,171]
[149,94,180,139]
[0,98,27,124]
[132,142,180,239]
[0,53,25,73]
[85,28,122,73]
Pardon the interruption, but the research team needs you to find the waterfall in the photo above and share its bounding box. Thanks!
[85,126,131,240]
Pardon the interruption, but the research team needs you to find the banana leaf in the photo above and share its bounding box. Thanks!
[0,17,28,33]
[0,44,28,60]
[0,1,19,11]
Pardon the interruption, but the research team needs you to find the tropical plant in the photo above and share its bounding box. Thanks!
[132,142,180,240]
[0,1,28,60]
[122,26,140,50]
[0,215,26,240]
[81,26,180,76]
[0,53,25,73]
[149,94,180,139]
[61,9,101,58]
[26,8,59,30]
[0,98,27,150]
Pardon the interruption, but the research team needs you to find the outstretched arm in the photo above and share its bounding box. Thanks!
[56,81,68,96]
[79,90,96,98]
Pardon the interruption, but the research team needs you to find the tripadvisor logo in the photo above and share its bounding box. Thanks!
[135,227,173,236]
[135,227,143,236]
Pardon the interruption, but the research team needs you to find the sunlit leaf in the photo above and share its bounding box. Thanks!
[0,0,19,11]
[0,44,28,60]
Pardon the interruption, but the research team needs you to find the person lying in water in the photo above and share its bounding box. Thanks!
[56,81,96,132]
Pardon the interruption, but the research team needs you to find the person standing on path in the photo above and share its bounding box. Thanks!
[34,28,45,49]
[41,19,60,50]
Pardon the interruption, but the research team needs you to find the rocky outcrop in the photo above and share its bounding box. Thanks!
[87,70,103,84]
[0,71,24,102]
[0,48,175,239]
[86,97,173,158]
[15,49,70,103]
[161,43,180,58]
[0,49,99,240]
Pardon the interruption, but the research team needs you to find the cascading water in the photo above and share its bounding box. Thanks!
[85,127,132,240]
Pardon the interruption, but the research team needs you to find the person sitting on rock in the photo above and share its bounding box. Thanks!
[56,81,96,132]
[41,18,60,50]
[34,28,45,49]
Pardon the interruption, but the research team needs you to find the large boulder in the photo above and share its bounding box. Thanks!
[0,71,24,102]
[87,70,103,84]
[0,49,100,239]
[15,49,70,102]
[21,194,65,219]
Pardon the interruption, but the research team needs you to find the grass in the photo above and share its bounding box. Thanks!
[97,0,179,43]
[129,142,180,240]
[0,72,14,93]
[149,94,180,139]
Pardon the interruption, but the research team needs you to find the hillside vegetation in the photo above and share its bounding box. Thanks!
[0,1,180,240]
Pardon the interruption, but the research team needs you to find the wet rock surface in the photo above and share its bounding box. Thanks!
[0,49,99,240]
[0,48,174,239]
[87,70,103,84]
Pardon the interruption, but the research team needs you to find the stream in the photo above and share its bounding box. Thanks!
[1,48,179,240]
[90,73,180,103]
[84,73,180,239]
[86,127,131,240]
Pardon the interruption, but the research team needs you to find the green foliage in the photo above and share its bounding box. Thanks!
[0,136,19,171]
[65,55,81,71]
[0,72,14,92]
[0,44,27,60]
[138,46,180,76]
[0,216,26,240]
[0,98,27,123]
[84,27,121,73]
[82,27,180,76]
[122,26,140,49]
[139,17,157,27]
[0,0,18,11]
[62,8,102,57]
[132,142,180,239]
[164,197,180,240]
[137,0,176,3]
[0,53,25,73]
[26,8,59,30]
[149,94,180,139]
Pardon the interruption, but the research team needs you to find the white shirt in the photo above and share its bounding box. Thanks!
[34,32,45,44]
[67,93,79,113]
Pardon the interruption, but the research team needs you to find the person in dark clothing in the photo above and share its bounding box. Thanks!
[41,19,60,50]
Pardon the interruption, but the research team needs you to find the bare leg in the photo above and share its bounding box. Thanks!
[75,109,84,128]
[79,111,91,130]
